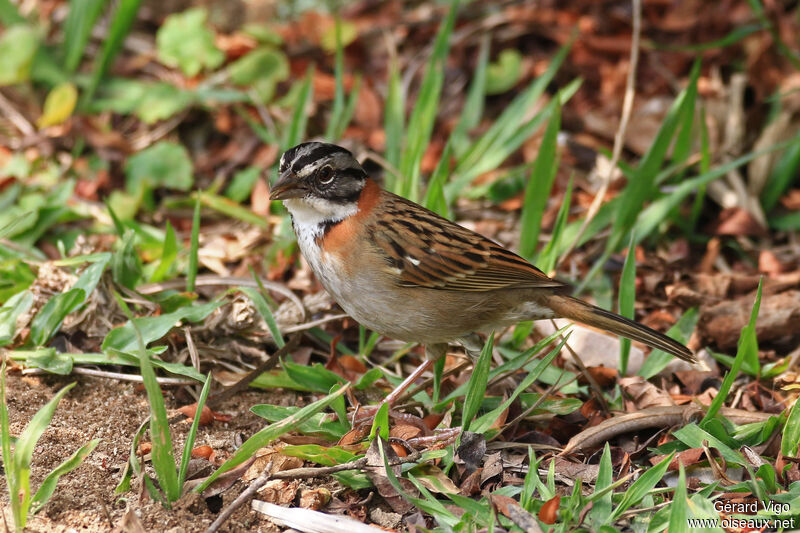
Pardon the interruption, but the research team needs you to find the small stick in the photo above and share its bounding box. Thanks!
[204,462,274,533]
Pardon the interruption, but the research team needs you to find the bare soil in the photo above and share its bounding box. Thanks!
[0,371,299,532]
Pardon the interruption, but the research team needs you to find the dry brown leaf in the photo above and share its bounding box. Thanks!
[538,494,560,524]
[299,487,332,510]
[258,479,300,506]
[191,445,214,460]
[619,376,675,409]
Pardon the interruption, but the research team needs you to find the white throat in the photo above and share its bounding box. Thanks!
[283,197,358,236]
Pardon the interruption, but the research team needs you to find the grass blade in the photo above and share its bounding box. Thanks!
[538,174,573,274]
[399,0,457,202]
[178,374,212,488]
[608,452,673,521]
[761,136,800,212]
[608,59,701,254]
[703,279,762,423]
[618,233,636,375]
[115,292,180,503]
[462,332,493,432]
[12,382,77,526]
[240,286,285,348]
[1,360,21,528]
[384,56,404,187]
[422,142,452,218]
[518,100,560,259]
[196,384,350,492]
[81,0,142,106]
[150,220,178,283]
[667,463,689,533]
[282,65,314,151]
[62,0,105,73]
[32,438,100,513]
[590,444,613,524]
[450,35,489,156]
[186,193,201,293]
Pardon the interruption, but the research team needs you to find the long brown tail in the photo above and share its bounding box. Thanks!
[544,295,695,363]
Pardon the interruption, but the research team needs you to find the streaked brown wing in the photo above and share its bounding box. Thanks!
[369,193,566,292]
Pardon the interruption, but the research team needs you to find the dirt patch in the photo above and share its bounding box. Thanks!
[0,371,301,531]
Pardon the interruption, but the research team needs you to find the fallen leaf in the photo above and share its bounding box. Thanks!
[299,487,331,510]
[538,494,560,524]
[191,445,214,459]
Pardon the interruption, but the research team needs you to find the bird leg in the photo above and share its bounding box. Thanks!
[458,333,485,359]
[352,343,447,424]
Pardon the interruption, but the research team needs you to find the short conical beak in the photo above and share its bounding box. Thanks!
[269,170,306,200]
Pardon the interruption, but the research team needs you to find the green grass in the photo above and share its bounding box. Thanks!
[0,363,98,531]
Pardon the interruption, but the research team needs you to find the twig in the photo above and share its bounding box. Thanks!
[204,461,274,533]
[20,367,197,386]
[555,0,642,269]
[0,89,34,136]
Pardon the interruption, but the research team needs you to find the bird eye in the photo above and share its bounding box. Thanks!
[317,166,334,184]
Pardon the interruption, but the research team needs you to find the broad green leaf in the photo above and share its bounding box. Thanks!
[369,402,389,441]
[225,166,260,203]
[282,444,363,466]
[101,300,222,353]
[90,79,194,123]
[125,141,194,200]
[485,49,522,94]
[319,20,358,52]
[229,47,289,103]
[251,405,349,440]
[156,7,224,76]
[0,290,33,346]
[282,361,343,393]
[25,348,73,375]
[672,423,744,465]
[28,289,85,347]
[0,25,39,85]
[37,82,78,128]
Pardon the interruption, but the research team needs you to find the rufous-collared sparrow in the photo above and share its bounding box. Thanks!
[270,142,694,389]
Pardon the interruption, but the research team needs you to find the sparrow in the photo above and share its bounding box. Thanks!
[269,142,695,384]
